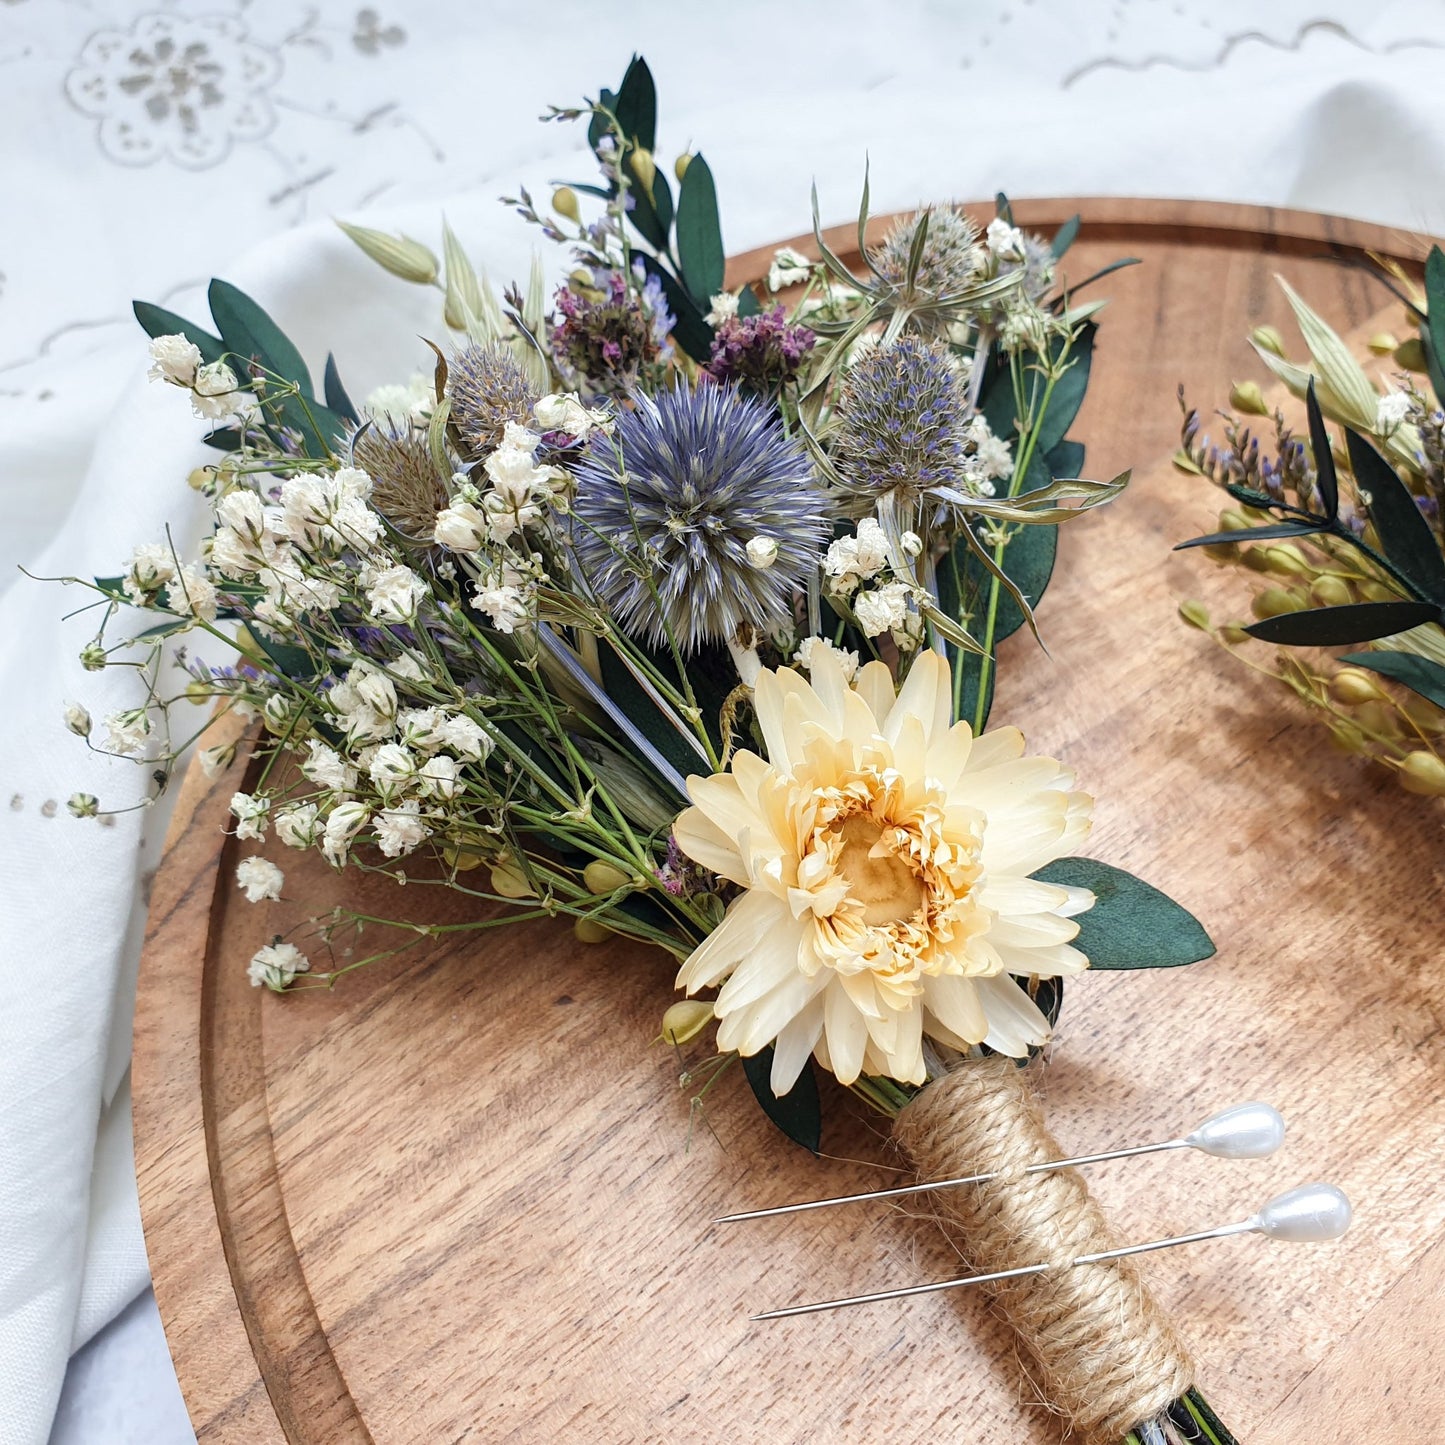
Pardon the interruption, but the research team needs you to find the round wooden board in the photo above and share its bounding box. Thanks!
[135,200,1445,1445]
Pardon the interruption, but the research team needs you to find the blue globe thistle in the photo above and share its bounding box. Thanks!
[832,337,973,504]
[569,382,830,652]
[447,342,537,458]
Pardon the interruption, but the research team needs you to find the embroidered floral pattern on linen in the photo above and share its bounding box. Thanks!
[64,13,283,169]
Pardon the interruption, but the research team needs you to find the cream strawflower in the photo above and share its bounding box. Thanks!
[672,649,1093,1095]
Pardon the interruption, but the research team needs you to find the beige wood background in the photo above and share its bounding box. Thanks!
[134,200,1445,1445]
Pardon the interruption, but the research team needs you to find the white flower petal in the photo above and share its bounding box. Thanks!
[977,974,1053,1056]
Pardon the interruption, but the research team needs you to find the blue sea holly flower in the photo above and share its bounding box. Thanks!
[569,382,831,652]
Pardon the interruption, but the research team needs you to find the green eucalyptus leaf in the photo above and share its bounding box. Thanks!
[202,427,243,453]
[1345,427,1445,603]
[676,154,725,306]
[1338,649,1445,709]
[1245,600,1441,646]
[737,283,762,319]
[208,279,314,398]
[323,354,359,424]
[1051,215,1081,259]
[1046,439,1085,478]
[132,301,225,365]
[1032,858,1215,969]
[628,164,674,252]
[741,1047,821,1153]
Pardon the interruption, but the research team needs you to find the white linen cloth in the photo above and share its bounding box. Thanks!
[3,3,1445,1440]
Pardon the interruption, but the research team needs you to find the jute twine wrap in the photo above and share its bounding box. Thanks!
[893,1057,1194,1443]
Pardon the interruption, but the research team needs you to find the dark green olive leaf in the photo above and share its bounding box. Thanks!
[737,283,762,319]
[1175,520,1325,551]
[995,191,1014,224]
[741,1047,821,1153]
[1245,600,1441,645]
[93,575,128,602]
[1425,246,1445,408]
[323,353,359,424]
[202,427,243,452]
[132,301,226,365]
[635,253,713,364]
[1304,380,1338,521]
[208,279,314,398]
[1031,858,1215,969]
[675,154,725,307]
[611,54,657,151]
[1051,215,1081,259]
[1338,649,1445,709]
[628,164,674,252]
[1345,427,1445,603]
[586,86,616,151]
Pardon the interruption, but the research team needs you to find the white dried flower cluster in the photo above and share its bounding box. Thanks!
[985,217,1027,261]
[533,392,610,439]
[767,246,813,293]
[705,292,740,327]
[962,415,1013,496]
[364,374,434,426]
[147,334,252,420]
[823,517,926,651]
[1377,390,1412,432]
[247,940,309,989]
[235,855,285,903]
[793,635,860,681]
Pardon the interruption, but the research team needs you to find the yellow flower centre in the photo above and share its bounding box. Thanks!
[831,814,926,927]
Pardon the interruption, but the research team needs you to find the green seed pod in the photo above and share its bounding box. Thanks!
[1229,380,1269,416]
[659,999,714,1046]
[1354,700,1400,739]
[552,186,580,222]
[1252,587,1301,620]
[1241,547,1272,574]
[336,220,439,284]
[1394,337,1426,373]
[1359,580,1398,603]
[1399,750,1445,796]
[1251,325,1286,357]
[1203,542,1240,563]
[1178,600,1211,630]
[1367,332,1399,355]
[1328,720,1367,755]
[674,152,693,182]
[583,860,631,895]
[1219,624,1252,644]
[1402,695,1445,732]
[1331,667,1383,705]
[1310,575,1354,609]
[629,146,657,197]
[1218,508,1252,532]
[490,860,535,899]
[1263,543,1311,577]
[574,917,611,944]
[442,844,485,873]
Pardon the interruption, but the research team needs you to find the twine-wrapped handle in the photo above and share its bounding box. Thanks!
[893,1057,1194,1444]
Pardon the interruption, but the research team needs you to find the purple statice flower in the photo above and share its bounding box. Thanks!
[704,305,816,392]
[569,381,832,652]
[831,336,974,504]
[551,265,673,397]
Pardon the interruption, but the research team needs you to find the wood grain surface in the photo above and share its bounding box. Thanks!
[133,199,1445,1445]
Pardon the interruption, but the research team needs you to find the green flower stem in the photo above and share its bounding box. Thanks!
[968,342,1070,731]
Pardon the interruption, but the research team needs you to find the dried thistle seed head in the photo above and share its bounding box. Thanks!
[871,206,984,299]
[447,342,539,458]
[349,421,453,538]
[831,336,975,504]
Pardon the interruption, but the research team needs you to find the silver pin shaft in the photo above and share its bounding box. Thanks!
[717,1138,1187,1225]
[750,1219,1258,1321]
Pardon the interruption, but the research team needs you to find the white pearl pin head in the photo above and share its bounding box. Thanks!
[1184,1101,1287,1159]
[1253,1182,1353,1244]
